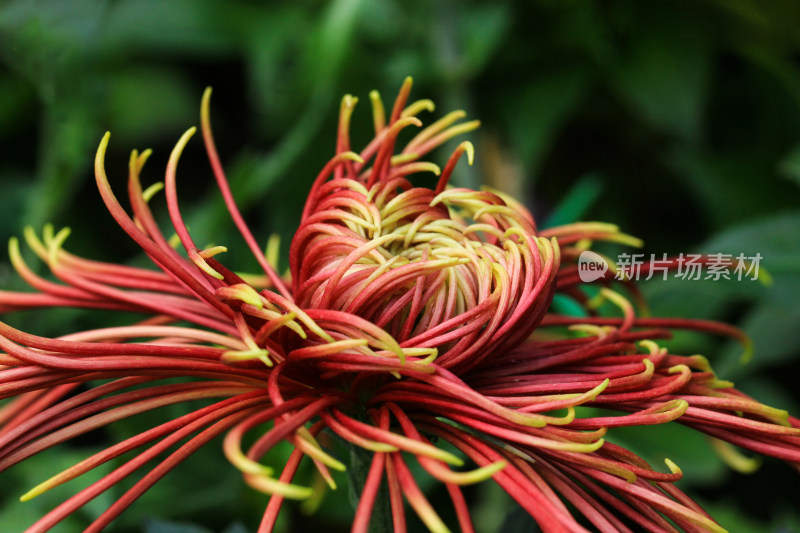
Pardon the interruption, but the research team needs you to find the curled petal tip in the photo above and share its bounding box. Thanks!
[710,438,762,474]
[392,116,423,130]
[664,458,682,476]
[402,99,436,118]
[341,151,365,164]
[462,141,475,166]
[198,245,228,259]
[448,460,508,485]
[190,257,224,280]
[419,162,441,176]
[217,283,263,308]
[739,337,754,364]
[222,348,273,367]
[668,364,690,375]
[141,182,164,202]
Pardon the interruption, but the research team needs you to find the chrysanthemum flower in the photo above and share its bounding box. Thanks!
[1,78,799,532]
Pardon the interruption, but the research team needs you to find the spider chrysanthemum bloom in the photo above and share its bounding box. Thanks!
[0,78,799,533]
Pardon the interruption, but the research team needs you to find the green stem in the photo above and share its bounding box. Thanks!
[345,434,392,533]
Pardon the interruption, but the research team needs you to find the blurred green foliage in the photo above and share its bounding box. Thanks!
[1,0,799,531]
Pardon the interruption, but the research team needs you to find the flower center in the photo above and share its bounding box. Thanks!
[290,175,560,371]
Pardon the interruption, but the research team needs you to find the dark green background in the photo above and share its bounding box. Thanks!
[1,1,799,531]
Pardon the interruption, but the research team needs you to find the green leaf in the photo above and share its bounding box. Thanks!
[778,143,800,187]
[106,67,197,143]
[144,518,214,533]
[543,173,603,227]
[608,7,712,140]
[698,498,800,533]
[102,0,239,55]
[458,4,511,76]
[501,67,590,175]
[221,523,252,533]
[496,504,540,533]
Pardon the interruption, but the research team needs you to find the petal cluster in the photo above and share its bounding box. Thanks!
[0,79,798,533]
[291,83,557,372]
